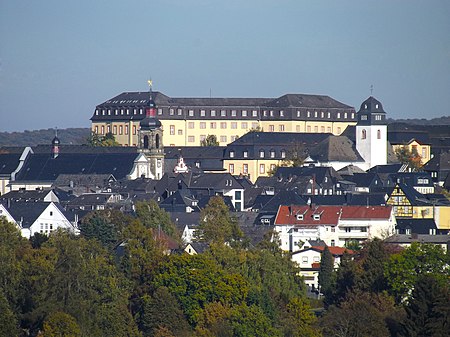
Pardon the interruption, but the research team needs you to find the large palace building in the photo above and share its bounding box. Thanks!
[90,91,357,147]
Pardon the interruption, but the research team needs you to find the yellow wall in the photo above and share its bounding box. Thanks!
[92,118,357,147]
[223,159,282,183]
[435,206,450,230]
[392,140,431,165]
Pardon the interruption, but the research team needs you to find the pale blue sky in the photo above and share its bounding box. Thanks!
[1,0,449,132]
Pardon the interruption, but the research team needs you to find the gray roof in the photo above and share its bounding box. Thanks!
[308,135,364,162]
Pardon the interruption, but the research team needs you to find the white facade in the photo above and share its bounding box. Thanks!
[356,124,387,170]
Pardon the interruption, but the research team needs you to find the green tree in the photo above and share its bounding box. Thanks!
[282,297,321,337]
[318,246,334,296]
[30,232,49,249]
[385,242,450,302]
[0,290,18,337]
[86,131,120,147]
[121,220,166,296]
[0,217,29,313]
[400,275,450,337]
[196,196,242,244]
[327,251,359,306]
[138,287,191,337]
[358,239,390,293]
[200,135,219,147]
[41,311,81,337]
[135,199,176,236]
[154,253,248,326]
[395,145,422,171]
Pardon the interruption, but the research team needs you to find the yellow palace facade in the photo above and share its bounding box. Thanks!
[90,91,357,147]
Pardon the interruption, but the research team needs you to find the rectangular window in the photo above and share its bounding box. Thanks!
[221,110,226,117]
[170,108,174,115]
[270,151,275,158]
[321,111,324,118]
[231,110,237,117]
[307,111,311,118]
[321,126,325,132]
[327,127,331,132]
[243,164,248,174]
[119,125,123,135]
[178,129,183,135]
[189,110,194,117]
[200,135,206,142]
[259,164,265,174]
[279,125,285,132]
[133,126,136,135]
[252,122,259,129]
[229,164,234,174]
[328,112,331,118]
[211,110,216,117]
[95,126,98,134]
[243,151,248,158]
[230,151,235,158]
[314,111,318,118]
[297,111,301,117]
[113,125,117,134]
[337,127,341,134]
[307,126,311,132]
[242,110,247,117]
[337,112,341,118]
[188,136,195,143]
[269,125,275,132]
[296,125,301,132]
[125,125,129,135]
[170,125,175,135]
[220,135,227,142]
[344,112,348,119]
[220,122,227,129]
[177,108,182,116]
[241,122,248,129]
[280,110,284,117]
[252,110,258,117]
[200,122,206,129]
[314,126,318,133]
[188,122,195,129]
[200,110,206,117]
[157,108,162,115]
[231,122,237,129]
[210,122,216,129]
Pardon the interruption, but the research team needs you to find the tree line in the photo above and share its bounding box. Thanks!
[1,197,449,336]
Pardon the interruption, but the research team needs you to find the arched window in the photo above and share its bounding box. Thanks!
[143,135,149,149]
[377,129,381,139]
[155,134,160,149]
[361,129,367,140]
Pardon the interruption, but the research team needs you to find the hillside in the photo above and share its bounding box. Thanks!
[0,128,90,146]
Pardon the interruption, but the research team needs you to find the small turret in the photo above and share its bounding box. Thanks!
[52,128,60,159]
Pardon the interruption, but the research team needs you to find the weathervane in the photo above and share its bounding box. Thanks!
[147,78,153,92]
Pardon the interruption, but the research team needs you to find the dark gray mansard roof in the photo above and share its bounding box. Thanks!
[96,91,353,109]
[92,91,355,122]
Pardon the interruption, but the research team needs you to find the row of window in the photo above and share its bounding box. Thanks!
[94,125,138,136]
[228,163,276,175]
[95,107,355,120]
[229,149,287,159]
[361,129,383,140]
[187,135,240,143]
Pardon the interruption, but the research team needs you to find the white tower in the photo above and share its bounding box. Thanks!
[355,96,387,170]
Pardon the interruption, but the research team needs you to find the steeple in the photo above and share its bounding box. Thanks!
[51,128,60,159]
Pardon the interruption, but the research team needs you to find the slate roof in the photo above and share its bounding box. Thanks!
[260,190,307,213]
[308,135,364,162]
[337,165,366,176]
[164,146,225,173]
[395,219,443,235]
[388,131,430,145]
[15,153,139,181]
[0,153,22,175]
[95,91,352,111]
[229,132,330,147]
[1,201,72,228]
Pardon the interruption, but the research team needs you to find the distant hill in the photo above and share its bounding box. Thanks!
[0,128,90,147]
[387,116,450,125]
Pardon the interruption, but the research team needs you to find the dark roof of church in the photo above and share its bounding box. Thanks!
[15,153,138,182]
[358,96,386,114]
[0,153,22,175]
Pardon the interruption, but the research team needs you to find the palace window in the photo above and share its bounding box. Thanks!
[259,150,265,158]
[221,110,226,117]
[269,125,275,132]
[125,125,129,135]
[170,108,174,115]
[259,164,265,174]
[211,110,216,117]
[170,125,175,135]
[231,122,237,129]
[252,110,258,117]
[188,122,195,129]
[362,129,367,139]
[377,129,381,139]
[230,151,235,158]
[158,108,162,115]
[210,122,217,129]
[220,135,227,142]
[270,150,275,158]
[189,110,194,117]
[242,110,247,117]
[243,164,248,174]
[188,136,195,143]
[279,125,285,131]
[243,151,248,158]
[200,110,206,117]
[178,129,183,135]
[231,110,237,117]
[119,125,123,135]
[177,108,182,115]
[229,164,234,174]
[280,110,284,117]
[337,112,341,118]
[220,122,227,129]
[241,122,248,129]
[200,122,206,129]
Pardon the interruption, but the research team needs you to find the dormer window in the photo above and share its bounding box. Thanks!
[375,104,379,109]
[259,150,265,158]
[313,214,320,220]
[296,214,304,220]
[243,151,248,158]
[361,115,368,120]
[230,151,235,158]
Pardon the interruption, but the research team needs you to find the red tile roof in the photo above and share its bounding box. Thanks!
[340,205,392,219]
[275,205,392,226]
[311,245,355,256]
[275,205,341,226]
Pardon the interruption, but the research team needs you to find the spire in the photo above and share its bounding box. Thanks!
[52,127,60,159]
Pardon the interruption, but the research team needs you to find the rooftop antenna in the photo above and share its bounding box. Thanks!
[370,84,374,96]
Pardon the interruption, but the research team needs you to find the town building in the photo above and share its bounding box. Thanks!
[90,91,357,147]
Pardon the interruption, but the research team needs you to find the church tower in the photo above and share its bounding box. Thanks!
[355,96,387,170]
[138,93,164,179]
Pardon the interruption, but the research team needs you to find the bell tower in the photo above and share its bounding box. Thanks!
[355,96,387,170]
[138,89,164,179]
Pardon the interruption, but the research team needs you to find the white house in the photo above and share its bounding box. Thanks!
[0,201,77,239]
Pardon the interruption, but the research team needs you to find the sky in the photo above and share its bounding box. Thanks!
[1,0,449,132]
